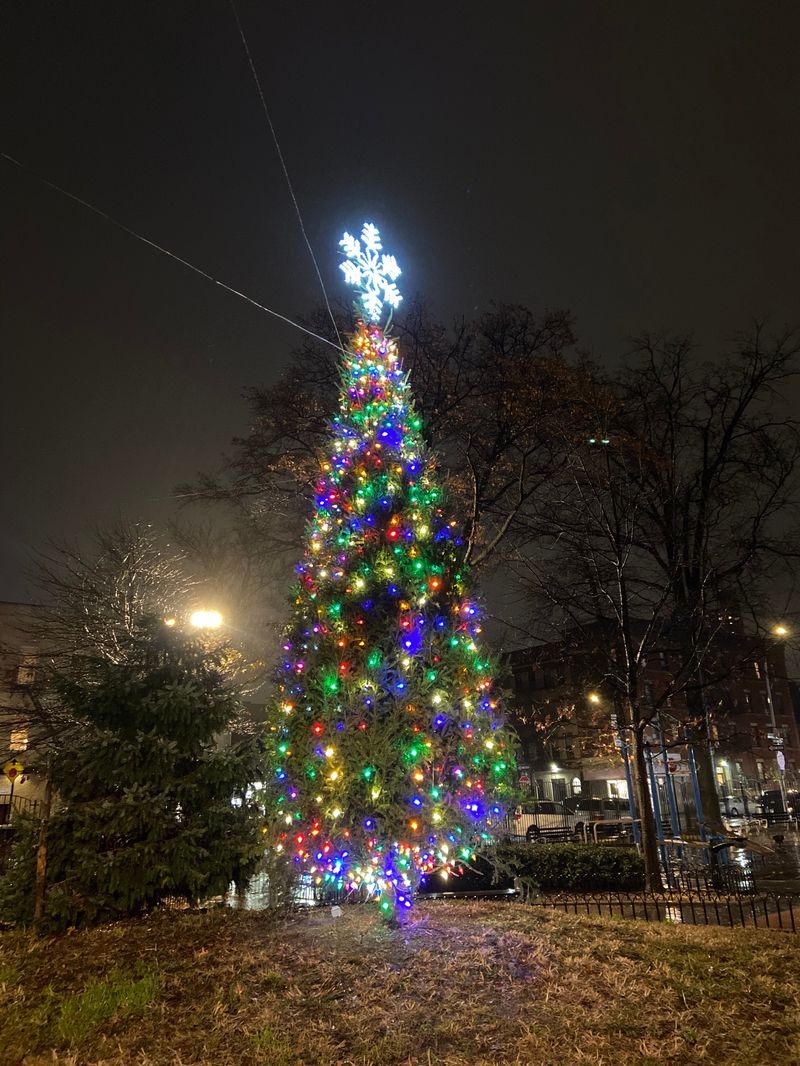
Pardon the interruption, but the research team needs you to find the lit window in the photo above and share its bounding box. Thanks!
[10,729,28,752]
[16,655,36,685]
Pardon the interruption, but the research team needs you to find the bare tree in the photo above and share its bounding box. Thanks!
[508,322,800,882]
[618,324,800,831]
[175,299,580,581]
[28,521,194,664]
[0,523,195,748]
[509,424,672,890]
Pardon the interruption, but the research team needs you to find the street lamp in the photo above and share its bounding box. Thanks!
[764,623,789,816]
[587,689,640,842]
[190,609,223,630]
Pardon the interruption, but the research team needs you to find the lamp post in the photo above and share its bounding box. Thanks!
[589,691,640,843]
[763,624,789,816]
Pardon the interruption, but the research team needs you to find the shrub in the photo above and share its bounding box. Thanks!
[0,622,264,931]
[0,815,38,925]
[491,842,645,893]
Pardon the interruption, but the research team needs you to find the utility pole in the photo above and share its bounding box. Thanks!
[762,653,789,817]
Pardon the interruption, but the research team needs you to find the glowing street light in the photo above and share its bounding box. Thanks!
[764,623,790,814]
[588,688,640,842]
[190,609,223,630]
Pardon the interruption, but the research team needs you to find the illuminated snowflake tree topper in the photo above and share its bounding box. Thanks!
[339,222,402,322]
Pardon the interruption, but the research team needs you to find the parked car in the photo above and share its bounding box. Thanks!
[417,854,517,898]
[508,801,579,842]
[760,789,799,817]
[718,795,753,818]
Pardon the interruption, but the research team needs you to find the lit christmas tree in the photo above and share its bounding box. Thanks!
[267,223,516,911]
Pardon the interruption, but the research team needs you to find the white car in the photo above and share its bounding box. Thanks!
[718,795,749,818]
[508,801,579,842]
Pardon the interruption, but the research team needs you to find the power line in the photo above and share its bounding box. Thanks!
[0,151,345,354]
[228,0,345,353]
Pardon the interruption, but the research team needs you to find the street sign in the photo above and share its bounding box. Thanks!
[2,758,24,781]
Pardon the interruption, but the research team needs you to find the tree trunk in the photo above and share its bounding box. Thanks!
[629,714,664,892]
[684,684,725,835]
[685,724,725,835]
[33,757,53,928]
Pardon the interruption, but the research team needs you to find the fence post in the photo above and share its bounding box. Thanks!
[656,713,682,841]
[646,744,668,871]
[619,729,640,845]
[688,745,707,844]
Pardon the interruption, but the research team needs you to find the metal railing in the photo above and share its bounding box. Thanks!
[526,889,798,932]
[236,875,800,934]
[0,795,39,825]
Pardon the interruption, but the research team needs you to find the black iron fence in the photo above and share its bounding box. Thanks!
[527,890,799,932]
[280,878,800,933]
[0,795,40,824]
[659,837,800,896]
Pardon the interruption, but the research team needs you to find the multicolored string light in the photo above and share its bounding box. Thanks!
[266,225,515,910]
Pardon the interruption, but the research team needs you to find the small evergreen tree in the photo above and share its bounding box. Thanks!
[265,224,517,912]
[0,621,263,929]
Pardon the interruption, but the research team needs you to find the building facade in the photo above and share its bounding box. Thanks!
[0,601,47,821]
[507,625,800,818]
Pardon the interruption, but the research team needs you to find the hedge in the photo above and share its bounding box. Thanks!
[491,843,645,893]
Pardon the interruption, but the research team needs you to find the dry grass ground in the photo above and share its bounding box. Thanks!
[1,901,798,1066]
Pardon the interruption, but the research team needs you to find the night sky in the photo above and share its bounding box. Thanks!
[2,2,799,602]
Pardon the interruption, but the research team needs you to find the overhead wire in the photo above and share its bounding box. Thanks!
[0,150,346,355]
[227,0,345,353]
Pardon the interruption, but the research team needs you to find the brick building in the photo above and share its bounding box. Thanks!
[506,621,800,815]
[0,601,47,820]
